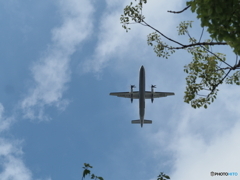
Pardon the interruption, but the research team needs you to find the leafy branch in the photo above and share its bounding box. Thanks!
[120,0,240,108]
[167,5,191,14]
[157,172,170,180]
[82,163,171,180]
[82,163,104,180]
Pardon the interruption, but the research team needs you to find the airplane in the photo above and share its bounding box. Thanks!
[109,66,175,127]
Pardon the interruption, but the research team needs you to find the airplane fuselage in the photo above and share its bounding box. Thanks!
[109,65,174,127]
[139,66,145,127]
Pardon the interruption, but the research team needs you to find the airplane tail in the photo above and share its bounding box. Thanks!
[131,120,152,124]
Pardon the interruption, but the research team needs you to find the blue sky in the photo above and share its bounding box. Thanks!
[0,0,239,180]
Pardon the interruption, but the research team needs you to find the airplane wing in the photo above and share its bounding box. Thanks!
[145,91,175,99]
[109,91,139,99]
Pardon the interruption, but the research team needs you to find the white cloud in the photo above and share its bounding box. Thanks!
[170,122,240,180]
[146,84,240,180]
[81,0,184,74]
[0,141,32,180]
[0,138,52,180]
[78,0,240,179]
[0,104,32,180]
[21,0,94,120]
[80,6,132,73]
[0,104,14,133]
[0,103,50,180]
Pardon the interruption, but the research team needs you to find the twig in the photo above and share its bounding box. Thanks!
[142,20,185,47]
[168,5,191,14]
[168,42,227,49]
[199,44,232,68]
[207,69,232,98]
[199,28,204,43]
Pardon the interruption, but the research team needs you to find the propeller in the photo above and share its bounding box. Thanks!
[151,85,156,103]
[130,85,136,103]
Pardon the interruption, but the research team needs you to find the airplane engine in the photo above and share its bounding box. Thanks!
[151,85,156,103]
[130,85,135,103]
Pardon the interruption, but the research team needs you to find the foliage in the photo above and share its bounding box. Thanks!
[120,0,240,108]
[184,46,226,108]
[82,163,171,180]
[82,163,104,180]
[147,32,175,59]
[186,0,240,55]
[157,172,170,180]
[120,0,147,32]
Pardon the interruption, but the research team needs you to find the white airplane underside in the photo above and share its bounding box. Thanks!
[109,91,175,99]
[109,66,174,127]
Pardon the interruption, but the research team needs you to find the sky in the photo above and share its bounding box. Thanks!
[0,0,239,180]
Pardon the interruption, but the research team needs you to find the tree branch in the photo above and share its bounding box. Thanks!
[168,42,227,49]
[217,61,240,71]
[167,5,191,14]
[232,60,240,70]
[199,44,233,68]
[207,69,232,98]
[142,20,185,47]
[142,17,231,68]
[198,28,204,42]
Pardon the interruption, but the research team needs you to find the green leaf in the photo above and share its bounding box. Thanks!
[92,174,96,179]
[82,169,90,178]
[208,8,212,16]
